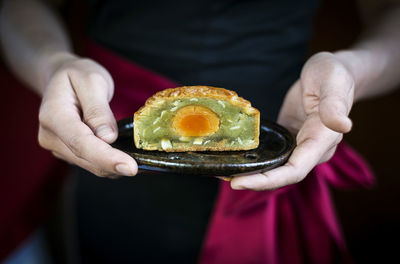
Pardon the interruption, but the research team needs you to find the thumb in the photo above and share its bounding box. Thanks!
[82,98,118,143]
[318,71,354,133]
[70,73,118,143]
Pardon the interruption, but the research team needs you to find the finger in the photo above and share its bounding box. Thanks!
[39,126,124,178]
[41,127,109,176]
[69,70,118,143]
[43,108,137,176]
[319,78,353,133]
[302,54,354,133]
[231,115,340,190]
[319,143,339,164]
[276,80,306,134]
[55,148,121,180]
[231,138,321,190]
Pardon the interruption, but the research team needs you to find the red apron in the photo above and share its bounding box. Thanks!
[0,40,374,263]
[0,63,66,260]
[84,41,375,264]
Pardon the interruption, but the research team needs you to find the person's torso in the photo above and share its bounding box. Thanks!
[86,0,320,120]
[75,2,320,262]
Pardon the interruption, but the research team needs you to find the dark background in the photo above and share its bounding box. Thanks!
[61,0,400,262]
[310,0,400,263]
[1,0,399,263]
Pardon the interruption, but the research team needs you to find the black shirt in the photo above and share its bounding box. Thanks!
[87,0,319,120]
[76,1,320,263]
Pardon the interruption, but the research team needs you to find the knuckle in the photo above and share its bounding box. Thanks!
[327,133,343,149]
[291,171,306,186]
[287,162,305,184]
[38,131,50,150]
[313,51,334,59]
[83,105,108,125]
[86,72,108,87]
[79,58,96,65]
[321,149,336,163]
[51,151,66,162]
[302,52,333,73]
[64,66,80,78]
[58,67,71,76]
[91,168,109,177]
[38,116,52,131]
[38,101,63,129]
[67,135,86,158]
[330,65,353,85]
[302,52,354,86]
[38,106,52,128]
[38,109,46,124]
[49,68,68,81]
[294,173,304,184]
[334,134,344,145]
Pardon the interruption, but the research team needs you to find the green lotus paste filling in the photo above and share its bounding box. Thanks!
[136,98,256,149]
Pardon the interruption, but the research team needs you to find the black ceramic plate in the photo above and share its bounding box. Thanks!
[112,117,295,176]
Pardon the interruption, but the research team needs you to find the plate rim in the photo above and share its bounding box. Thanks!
[114,117,295,176]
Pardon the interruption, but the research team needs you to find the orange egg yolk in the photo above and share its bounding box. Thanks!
[172,105,220,137]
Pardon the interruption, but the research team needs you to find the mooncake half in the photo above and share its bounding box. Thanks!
[134,86,260,152]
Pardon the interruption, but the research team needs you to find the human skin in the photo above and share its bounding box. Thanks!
[231,3,400,190]
[0,0,137,177]
[1,0,400,188]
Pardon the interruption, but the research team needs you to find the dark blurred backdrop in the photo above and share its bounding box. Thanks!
[310,0,400,263]
[1,0,399,263]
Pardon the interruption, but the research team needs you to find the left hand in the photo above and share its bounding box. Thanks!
[231,52,355,191]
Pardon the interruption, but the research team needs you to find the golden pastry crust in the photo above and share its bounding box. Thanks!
[135,86,259,117]
[134,86,260,152]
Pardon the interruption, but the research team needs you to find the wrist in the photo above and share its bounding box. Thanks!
[334,48,387,102]
[39,49,78,95]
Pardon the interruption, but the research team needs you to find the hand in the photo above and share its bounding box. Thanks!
[231,52,354,190]
[38,52,138,177]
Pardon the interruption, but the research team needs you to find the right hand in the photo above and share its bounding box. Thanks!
[38,52,138,177]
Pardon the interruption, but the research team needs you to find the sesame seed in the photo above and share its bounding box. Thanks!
[193,138,203,145]
[161,138,172,150]
[152,117,160,125]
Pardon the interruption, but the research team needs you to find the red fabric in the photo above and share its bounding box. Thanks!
[0,38,374,263]
[0,41,175,261]
[199,143,374,264]
[0,63,66,260]
[85,41,375,264]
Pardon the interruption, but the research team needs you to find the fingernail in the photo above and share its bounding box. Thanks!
[96,125,115,141]
[115,163,134,176]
